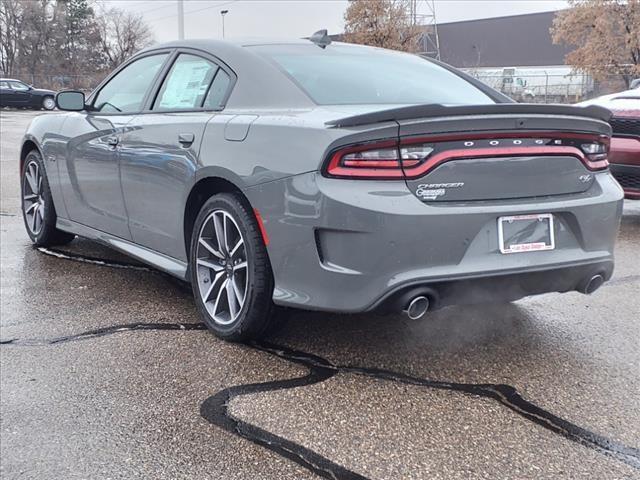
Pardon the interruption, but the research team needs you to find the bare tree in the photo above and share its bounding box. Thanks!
[0,0,23,75]
[1,0,153,88]
[19,0,57,82]
[343,0,423,53]
[552,0,640,87]
[97,6,154,69]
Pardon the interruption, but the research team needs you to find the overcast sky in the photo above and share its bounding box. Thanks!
[106,0,569,44]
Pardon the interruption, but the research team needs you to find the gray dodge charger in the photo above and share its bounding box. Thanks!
[20,34,624,340]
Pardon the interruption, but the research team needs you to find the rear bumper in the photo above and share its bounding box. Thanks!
[246,171,623,312]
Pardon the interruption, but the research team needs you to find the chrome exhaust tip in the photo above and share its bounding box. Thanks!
[582,274,605,295]
[403,296,430,320]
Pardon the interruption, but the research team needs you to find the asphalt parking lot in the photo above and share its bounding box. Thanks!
[1,109,639,479]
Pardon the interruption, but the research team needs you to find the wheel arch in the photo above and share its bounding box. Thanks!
[20,138,41,174]
[183,175,255,260]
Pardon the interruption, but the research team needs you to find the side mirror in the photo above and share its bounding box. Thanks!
[56,90,85,111]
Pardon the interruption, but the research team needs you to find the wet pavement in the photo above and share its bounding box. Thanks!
[1,110,639,479]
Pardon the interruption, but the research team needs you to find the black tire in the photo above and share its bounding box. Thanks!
[21,150,75,247]
[42,96,55,110]
[190,192,275,341]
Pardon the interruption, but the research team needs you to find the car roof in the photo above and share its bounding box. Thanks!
[0,78,23,82]
[578,88,640,107]
[134,38,322,110]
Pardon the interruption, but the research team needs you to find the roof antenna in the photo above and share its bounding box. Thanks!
[309,29,331,48]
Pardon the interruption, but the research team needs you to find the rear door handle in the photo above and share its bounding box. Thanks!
[178,133,195,146]
[107,136,119,147]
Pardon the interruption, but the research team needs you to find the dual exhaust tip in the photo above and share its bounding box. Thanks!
[401,273,605,320]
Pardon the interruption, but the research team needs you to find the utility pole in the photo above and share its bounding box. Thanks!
[177,0,185,40]
[221,10,229,39]
[410,0,441,60]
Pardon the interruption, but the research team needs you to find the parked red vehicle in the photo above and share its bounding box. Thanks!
[580,86,640,199]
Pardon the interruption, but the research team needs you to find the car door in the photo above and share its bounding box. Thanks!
[0,81,13,106]
[57,52,170,239]
[7,81,31,106]
[119,51,234,260]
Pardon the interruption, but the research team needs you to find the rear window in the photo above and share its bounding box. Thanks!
[251,44,494,106]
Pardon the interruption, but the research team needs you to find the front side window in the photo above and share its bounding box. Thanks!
[9,81,29,91]
[93,54,168,113]
[252,44,494,106]
[154,54,218,110]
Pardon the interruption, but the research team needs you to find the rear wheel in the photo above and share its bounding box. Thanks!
[42,96,55,110]
[190,193,275,341]
[21,150,75,246]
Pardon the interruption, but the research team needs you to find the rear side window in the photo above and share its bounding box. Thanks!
[252,44,494,106]
[154,54,219,110]
[93,54,168,113]
[203,70,231,109]
[9,81,29,91]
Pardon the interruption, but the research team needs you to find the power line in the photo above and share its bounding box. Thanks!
[120,1,176,16]
[129,5,176,17]
[148,0,238,22]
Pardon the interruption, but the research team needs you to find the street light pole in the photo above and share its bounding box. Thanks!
[220,9,228,39]
[177,0,185,40]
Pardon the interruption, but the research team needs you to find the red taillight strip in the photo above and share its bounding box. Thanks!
[324,131,610,179]
[401,145,605,178]
[400,131,610,175]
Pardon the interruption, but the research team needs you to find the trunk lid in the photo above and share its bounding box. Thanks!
[397,112,610,202]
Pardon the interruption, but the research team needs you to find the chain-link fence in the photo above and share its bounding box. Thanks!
[465,70,630,104]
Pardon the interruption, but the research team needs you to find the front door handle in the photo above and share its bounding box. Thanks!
[178,133,195,146]
[107,136,119,147]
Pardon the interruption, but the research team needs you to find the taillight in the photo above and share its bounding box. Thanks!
[324,132,609,179]
[325,140,435,178]
[400,145,435,167]
[579,140,609,170]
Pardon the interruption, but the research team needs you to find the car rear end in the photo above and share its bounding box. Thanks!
[246,43,624,315]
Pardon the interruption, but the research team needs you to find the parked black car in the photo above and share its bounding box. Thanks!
[0,78,56,110]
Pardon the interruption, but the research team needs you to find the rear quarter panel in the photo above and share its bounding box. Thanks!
[197,109,399,187]
[22,113,71,218]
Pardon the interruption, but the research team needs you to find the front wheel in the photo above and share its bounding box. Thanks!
[42,96,55,110]
[190,193,276,341]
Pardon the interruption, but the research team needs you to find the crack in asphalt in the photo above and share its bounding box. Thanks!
[228,342,640,475]
[0,322,206,346]
[1,247,639,478]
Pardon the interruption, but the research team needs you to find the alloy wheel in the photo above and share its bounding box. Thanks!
[196,209,248,325]
[43,97,55,110]
[22,160,45,235]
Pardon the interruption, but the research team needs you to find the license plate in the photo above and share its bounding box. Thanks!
[498,214,555,254]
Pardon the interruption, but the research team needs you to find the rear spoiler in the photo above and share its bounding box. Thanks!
[325,103,612,128]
